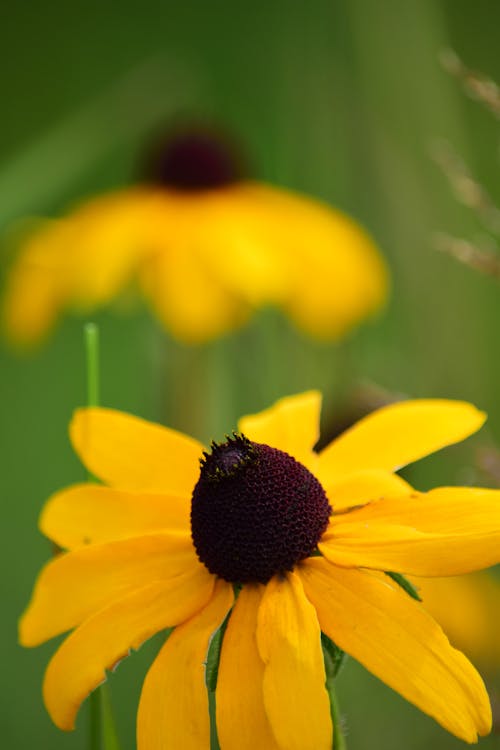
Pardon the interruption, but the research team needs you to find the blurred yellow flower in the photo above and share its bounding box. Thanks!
[20,392,500,747]
[3,128,387,346]
[415,571,500,673]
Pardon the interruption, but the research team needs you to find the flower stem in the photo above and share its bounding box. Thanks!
[99,685,122,750]
[84,322,100,409]
[321,634,348,750]
[328,685,347,750]
[84,323,121,750]
[89,692,101,750]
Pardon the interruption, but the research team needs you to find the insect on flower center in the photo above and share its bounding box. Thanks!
[146,126,244,191]
[190,434,331,584]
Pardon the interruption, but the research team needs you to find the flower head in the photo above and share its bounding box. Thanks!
[20,392,500,747]
[3,126,387,346]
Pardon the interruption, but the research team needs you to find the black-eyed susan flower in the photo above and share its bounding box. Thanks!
[20,392,500,748]
[3,127,387,346]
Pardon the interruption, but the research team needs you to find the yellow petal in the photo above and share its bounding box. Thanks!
[232,184,388,339]
[70,407,203,495]
[188,183,292,305]
[141,234,250,343]
[415,572,500,672]
[137,579,233,750]
[44,567,215,730]
[325,469,412,512]
[318,399,486,481]
[20,533,197,646]
[238,391,321,468]
[300,558,491,742]
[256,572,332,750]
[3,189,151,346]
[40,483,190,549]
[217,584,281,750]
[61,189,152,305]
[280,202,388,340]
[322,487,500,576]
[2,219,73,346]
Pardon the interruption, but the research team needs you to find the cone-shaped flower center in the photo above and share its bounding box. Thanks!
[191,435,331,583]
[147,126,244,191]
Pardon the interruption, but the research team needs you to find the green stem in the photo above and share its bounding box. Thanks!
[84,323,121,750]
[84,323,100,409]
[322,634,348,749]
[100,684,122,750]
[89,691,101,750]
[328,685,347,750]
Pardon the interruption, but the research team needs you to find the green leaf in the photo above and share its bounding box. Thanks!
[321,632,348,679]
[385,571,422,601]
[205,614,230,750]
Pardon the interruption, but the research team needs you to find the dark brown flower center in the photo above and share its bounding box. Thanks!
[145,126,244,191]
[190,435,331,584]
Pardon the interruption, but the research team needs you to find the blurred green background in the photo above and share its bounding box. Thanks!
[2,0,500,748]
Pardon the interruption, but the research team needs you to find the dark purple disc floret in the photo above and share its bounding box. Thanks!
[146,126,244,191]
[190,434,331,584]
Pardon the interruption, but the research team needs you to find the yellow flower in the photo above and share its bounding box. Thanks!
[3,128,387,346]
[20,392,500,748]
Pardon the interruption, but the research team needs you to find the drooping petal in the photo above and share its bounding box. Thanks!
[414,572,500,672]
[235,184,388,340]
[40,483,190,549]
[137,579,233,750]
[256,572,332,750]
[325,469,412,512]
[2,220,73,346]
[282,211,387,339]
[3,190,153,346]
[141,229,250,343]
[322,487,500,576]
[20,533,198,646]
[44,567,215,730]
[194,195,291,307]
[70,407,203,495]
[61,189,153,305]
[300,558,491,742]
[217,584,280,750]
[238,391,321,468]
[317,400,485,482]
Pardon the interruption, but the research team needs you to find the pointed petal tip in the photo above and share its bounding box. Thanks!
[299,559,492,744]
[319,398,488,480]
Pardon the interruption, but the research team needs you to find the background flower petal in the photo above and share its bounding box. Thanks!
[70,407,203,495]
[140,236,250,343]
[300,558,491,742]
[2,220,73,346]
[256,572,332,750]
[57,189,153,305]
[137,579,233,750]
[19,533,197,645]
[238,391,321,468]
[271,192,388,341]
[414,572,500,672]
[44,569,214,730]
[323,487,500,575]
[217,584,281,750]
[40,483,190,549]
[317,400,485,481]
